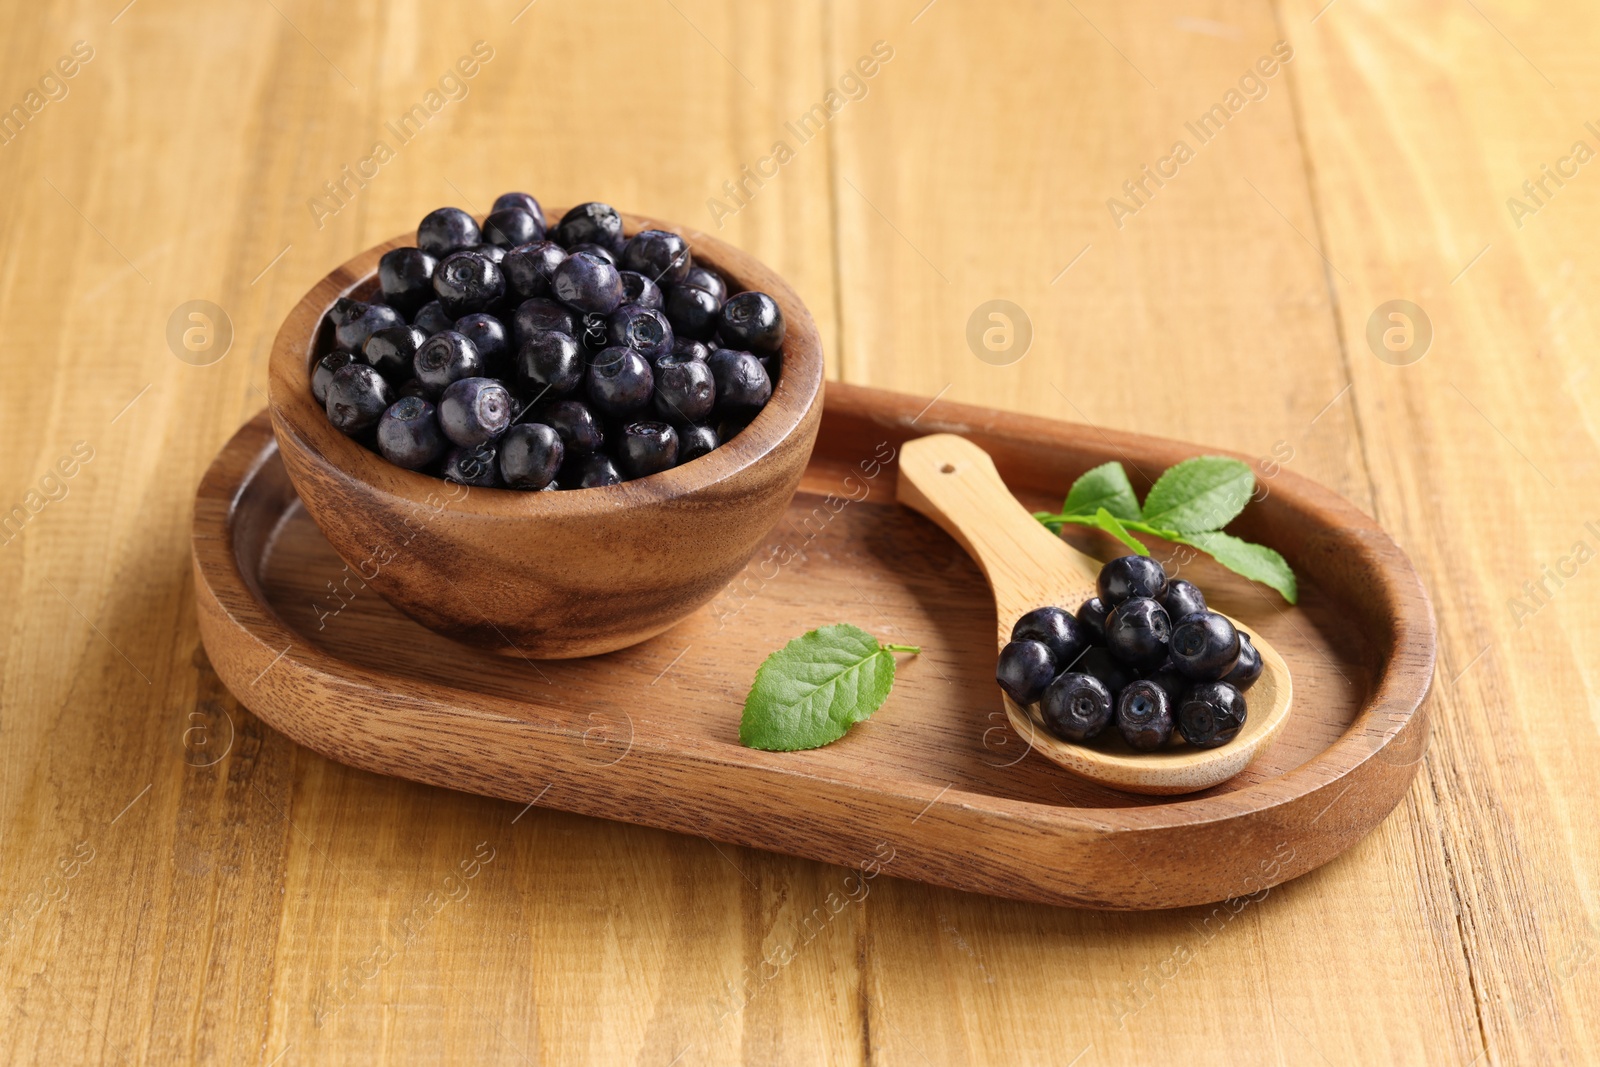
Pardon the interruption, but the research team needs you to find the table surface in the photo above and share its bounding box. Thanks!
[3,1,1597,1064]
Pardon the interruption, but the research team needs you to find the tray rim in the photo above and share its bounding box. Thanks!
[192,384,1436,909]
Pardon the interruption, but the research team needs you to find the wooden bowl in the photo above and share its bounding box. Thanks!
[266,212,824,659]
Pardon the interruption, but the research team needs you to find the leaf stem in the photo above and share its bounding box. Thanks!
[1037,512,1182,541]
[882,643,921,654]
[1039,459,1298,604]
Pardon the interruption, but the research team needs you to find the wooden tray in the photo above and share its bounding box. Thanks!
[192,384,1435,910]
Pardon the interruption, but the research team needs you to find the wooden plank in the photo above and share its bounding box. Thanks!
[1,0,1596,1062]
[0,2,843,1064]
[1282,0,1600,1060]
[827,0,1484,1063]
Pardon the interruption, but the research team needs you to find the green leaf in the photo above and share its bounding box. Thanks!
[1062,461,1141,521]
[1093,507,1149,555]
[739,624,916,751]
[1178,531,1299,604]
[1141,456,1256,533]
[1036,454,1298,601]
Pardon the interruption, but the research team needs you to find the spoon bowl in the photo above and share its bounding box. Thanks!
[896,433,1293,795]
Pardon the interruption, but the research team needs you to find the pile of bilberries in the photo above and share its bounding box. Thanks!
[312,194,782,489]
[996,556,1262,750]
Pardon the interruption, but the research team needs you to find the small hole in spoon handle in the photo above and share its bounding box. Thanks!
[897,434,1097,609]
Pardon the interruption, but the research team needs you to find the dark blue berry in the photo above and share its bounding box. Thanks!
[312,351,356,404]
[586,346,654,416]
[996,639,1057,705]
[515,329,583,398]
[606,303,674,362]
[1011,606,1088,665]
[327,296,366,329]
[1170,611,1241,681]
[363,324,428,381]
[1178,681,1247,748]
[621,228,691,286]
[551,251,624,315]
[538,399,606,454]
[1105,597,1171,669]
[618,421,678,479]
[413,330,483,398]
[483,207,542,249]
[718,291,785,354]
[417,207,481,257]
[442,443,501,487]
[1075,645,1135,697]
[673,338,711,362]
[376,396,446,470]
[498,423,564,489]
[412,300,454,335]
[378,247,438,315]
[1222,632,1263,692]
[503,241,566,301]
[570,242,617,266]
[619,271,664,310]
[335,302,405,353]
[438,377,512,447]
[1116,679,1174,751]
[1162,579,1207,623]
[664,284,721,341]
[1076,597,1110,643]
[1040,672,1114,742]
[682,264,727,302]
[433,250,505,316]
[471,243,507,265]
[512,297,576,345]
[575,311,609,354]
[1098,555,1168,607]
[554,202,625,254]
[676,424,719,463]
[492,191,546,231]
[652,354,716,424]
[325,364,392,434]
[1145,667,1188,707]
[707,349,772,414]
[715,414,752,444]
[454,312,510,377]
[566,452,622,488]
[397,378,428,399]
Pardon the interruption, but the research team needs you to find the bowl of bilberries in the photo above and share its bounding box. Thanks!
[267,193,824,659]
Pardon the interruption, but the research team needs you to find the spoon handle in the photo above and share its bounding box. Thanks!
[896,434,1095,611]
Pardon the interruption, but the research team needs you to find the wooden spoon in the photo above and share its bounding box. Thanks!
[896,433,1293,795]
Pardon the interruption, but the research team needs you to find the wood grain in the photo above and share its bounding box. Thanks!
[2,0,1597,1063]
[894,431,1297,794]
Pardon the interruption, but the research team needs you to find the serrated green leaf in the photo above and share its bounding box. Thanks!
[1062,461,1141,521]
[1037,453,1298,602]
[1093,507,1149,555]
[740,624,907,751]
[1141,456,1256,533]
[1178,531,1299,604]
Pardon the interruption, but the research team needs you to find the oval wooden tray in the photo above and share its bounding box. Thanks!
[192,384,1435,910]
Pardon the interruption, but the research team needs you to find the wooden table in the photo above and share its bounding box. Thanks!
[3,1,1596,1063]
